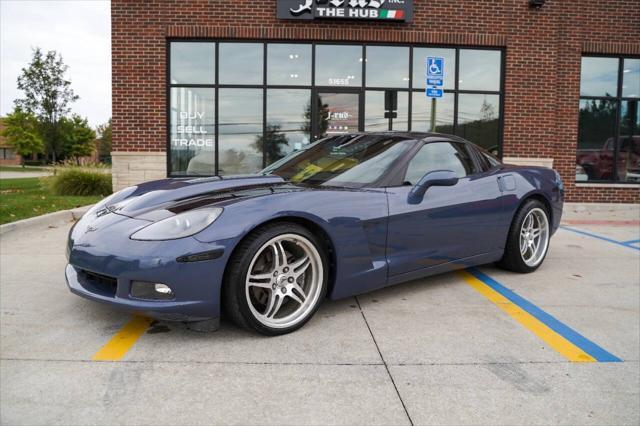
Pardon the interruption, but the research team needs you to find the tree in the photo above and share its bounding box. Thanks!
[253,124,290,164]
[1,108,44,166]
[14,48,79,162]
[480,98,497,121]
[60,115,96,165]
[96,118,112,161]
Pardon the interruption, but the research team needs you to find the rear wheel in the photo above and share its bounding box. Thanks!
[223,223,328,335]
[498,199,550,273]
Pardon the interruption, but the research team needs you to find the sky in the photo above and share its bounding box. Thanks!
[0,0,111,127]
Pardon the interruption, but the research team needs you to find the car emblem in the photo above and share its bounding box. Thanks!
[86,225,98,233]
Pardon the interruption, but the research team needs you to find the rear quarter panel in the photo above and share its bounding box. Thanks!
[499,165,564,234]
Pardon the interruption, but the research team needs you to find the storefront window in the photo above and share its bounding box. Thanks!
[577,56,640,183]
[267,44,312,86]
[580,57,618,97]
[218,89,263,175]
[168,41,504,176]
[459,49,501,91]
[456,94,500,154]
[266,89,311,164]
[170,43,215,85]
[315,44,362,87]
[365,91,408,131]
[622,58,640,98]
[366,46,409,88]
[619,100,639,182]
[169,87,215,176]
[219,43,263,85]
[411,92,454,134]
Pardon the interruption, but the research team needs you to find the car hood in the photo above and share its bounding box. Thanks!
[106,174,305,222]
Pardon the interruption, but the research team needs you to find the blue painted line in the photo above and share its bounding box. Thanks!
[560,226,640,251]
[622,239,640,245]
[468,268,622,362]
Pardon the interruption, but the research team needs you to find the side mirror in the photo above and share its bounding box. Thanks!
[407,170,459,204]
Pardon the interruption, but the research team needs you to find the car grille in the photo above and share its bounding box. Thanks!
[78,270,118,297]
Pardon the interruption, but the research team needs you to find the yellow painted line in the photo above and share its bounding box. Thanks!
[457,270,596,363]
[92,316,153,361]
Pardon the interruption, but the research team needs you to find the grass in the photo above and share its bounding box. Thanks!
[0,177,102,225]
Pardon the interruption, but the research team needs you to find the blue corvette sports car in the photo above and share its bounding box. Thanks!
[67,132,564,335]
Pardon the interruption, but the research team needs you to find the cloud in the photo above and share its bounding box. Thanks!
[0,0,111,127]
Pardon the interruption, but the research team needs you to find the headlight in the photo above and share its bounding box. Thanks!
[130,207,222,241]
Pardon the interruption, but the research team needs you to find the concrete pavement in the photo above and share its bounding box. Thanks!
[1,207,638,425]
[0,170,51,179]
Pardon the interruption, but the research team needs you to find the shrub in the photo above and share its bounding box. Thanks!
[48,164,112,196]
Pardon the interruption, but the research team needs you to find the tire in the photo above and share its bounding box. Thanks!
[497,199,551,273]
[223,222,328,335]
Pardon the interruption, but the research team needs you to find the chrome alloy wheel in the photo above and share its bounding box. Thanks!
[245,233,324,329]
[519,207,550,267]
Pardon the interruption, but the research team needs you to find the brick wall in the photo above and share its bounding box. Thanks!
[111,0,640,202]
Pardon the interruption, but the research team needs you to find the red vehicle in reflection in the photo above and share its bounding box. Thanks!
[576,136,640,182]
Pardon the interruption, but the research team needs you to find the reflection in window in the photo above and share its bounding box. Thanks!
[365,91,408,131]
[219,43,263,85]
[267,44,312,86]
[413,48,456,90]
[218,89,263,175]
[459,49,501,92]
[456,94,500,153]
[576,99,617,181]
[170,43,215,85]
[169,87,215,176]
[366,46,409,88]
[315,45,362,87]
[265,89,311,165]
[619,100,639,182]
[404,142,474,184]
[411,92,454,133]
[580,57,619,97]
[623,59,640,98]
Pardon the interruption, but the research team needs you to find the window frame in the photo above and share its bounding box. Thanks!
[166,39,505,178]
[578,54,640,184]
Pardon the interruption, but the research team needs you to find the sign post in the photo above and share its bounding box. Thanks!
[426,57,444,132]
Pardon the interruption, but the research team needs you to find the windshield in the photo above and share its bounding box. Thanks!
[261,134,414,187]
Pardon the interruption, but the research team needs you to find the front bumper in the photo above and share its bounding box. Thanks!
[66,211,236,322]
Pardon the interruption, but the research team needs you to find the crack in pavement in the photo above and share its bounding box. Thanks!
[355,296,415,426]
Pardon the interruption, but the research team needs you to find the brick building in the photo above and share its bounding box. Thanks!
[0,118,22,166]
[111,0,639,202]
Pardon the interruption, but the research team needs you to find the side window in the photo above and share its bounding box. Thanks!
[475,147,501,171]
[404,142,476,185]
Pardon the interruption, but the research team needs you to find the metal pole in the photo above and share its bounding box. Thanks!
[430,98,437,132]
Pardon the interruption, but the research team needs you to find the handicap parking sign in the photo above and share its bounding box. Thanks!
[426,87,443,98]
[427,57,444,78]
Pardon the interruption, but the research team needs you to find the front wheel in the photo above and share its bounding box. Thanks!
[498,199,551,273]
[223,223,328,335]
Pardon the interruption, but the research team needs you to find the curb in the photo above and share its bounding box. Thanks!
[564,202,639,213]
[0,205,92,236]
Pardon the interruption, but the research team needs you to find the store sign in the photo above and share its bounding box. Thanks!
[277,0,413,22]
[172,110,213,148]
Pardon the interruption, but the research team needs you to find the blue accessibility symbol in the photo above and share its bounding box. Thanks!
[427,57,444,78]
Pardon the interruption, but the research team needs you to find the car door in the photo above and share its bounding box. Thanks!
[385,140,504,277]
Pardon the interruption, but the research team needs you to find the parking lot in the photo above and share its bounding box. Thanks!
[1,205,639,426]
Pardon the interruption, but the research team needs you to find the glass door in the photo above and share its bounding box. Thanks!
[313,90,362,140]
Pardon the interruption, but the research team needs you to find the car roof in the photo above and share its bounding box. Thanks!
[345,131,468,143]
